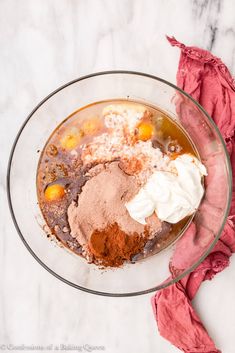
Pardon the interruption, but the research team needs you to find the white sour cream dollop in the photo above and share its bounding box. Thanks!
[125,154,207,224]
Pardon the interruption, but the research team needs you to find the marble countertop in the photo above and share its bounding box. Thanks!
[1,1,235,352]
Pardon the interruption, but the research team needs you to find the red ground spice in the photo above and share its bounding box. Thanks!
[88,223,147,267]
[119,157,143,175]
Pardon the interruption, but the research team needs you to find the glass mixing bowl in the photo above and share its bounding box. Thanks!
[7,71,232,296]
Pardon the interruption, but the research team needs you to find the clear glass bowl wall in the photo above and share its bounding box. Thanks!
[8,72,232,296]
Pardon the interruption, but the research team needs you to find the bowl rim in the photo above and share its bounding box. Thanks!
[7,70,232,297]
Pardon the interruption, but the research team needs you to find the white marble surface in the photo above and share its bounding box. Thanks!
[1,0,235,352]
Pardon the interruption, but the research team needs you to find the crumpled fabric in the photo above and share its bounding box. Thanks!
[151,37,235,353]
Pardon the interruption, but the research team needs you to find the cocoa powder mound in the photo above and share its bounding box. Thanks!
[88,223,147,267]
[68,161,162,247]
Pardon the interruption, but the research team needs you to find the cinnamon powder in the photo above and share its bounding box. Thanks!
[88,223,147,267]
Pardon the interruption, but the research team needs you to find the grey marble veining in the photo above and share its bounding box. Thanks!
[1,1,235,352]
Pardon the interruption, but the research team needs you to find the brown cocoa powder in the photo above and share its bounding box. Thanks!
[88,223,147,267]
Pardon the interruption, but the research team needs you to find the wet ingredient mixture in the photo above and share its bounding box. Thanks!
[37,100,206,267]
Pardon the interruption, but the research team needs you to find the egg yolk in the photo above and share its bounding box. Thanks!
[60,127,82,150]
[44,184,65,202]
[82,117,101,135]
[136,122,154,141]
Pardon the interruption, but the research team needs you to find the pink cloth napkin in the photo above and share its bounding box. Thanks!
[151,37,235,353]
